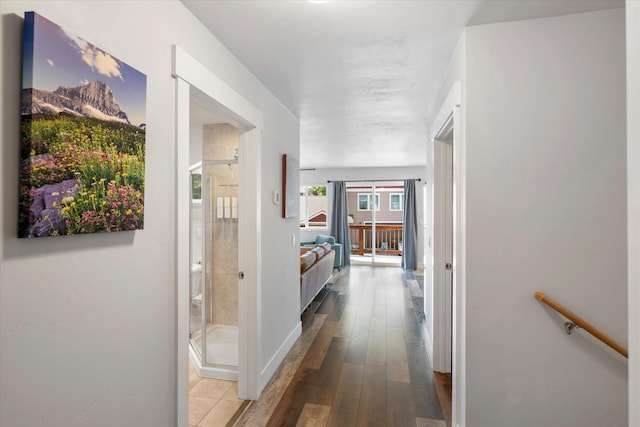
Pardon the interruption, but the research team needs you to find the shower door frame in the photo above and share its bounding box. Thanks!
[190,159,240,379]
[173,44,264,426]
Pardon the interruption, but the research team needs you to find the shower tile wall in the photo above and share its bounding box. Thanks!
[204,123,238,160]
[203,123,239,327]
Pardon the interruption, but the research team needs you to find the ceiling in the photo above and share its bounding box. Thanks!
[181,0,623,169]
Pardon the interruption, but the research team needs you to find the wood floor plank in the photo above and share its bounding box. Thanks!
[371,285,387,318]
[334,303,358,338]
[326,363,364,427]
[401,306,423,344]
[290,314,328,357]
[433,372,452,427]
[405,340,444,420]
[385,289,403,328]
[236,355,303,426]
[302,321,341,369]
[344,314,371,364]
[356,361,387,427]
[296,403,330,427]
[387,381,415,427]
[316,290,338,314]
[355,285,375,319]
[416,417,447,427]
[326,294,347,321]
[387,327,410,383]
[266,367,314,427]
[365,317,387,362]
[306,337,350,407]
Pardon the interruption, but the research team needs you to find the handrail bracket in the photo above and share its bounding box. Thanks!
[564,321,580,335]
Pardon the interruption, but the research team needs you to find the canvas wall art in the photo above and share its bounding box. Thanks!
[282,154,299,219]
[19,12,147,238]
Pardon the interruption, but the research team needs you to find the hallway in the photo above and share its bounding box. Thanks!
[235,266,447,426]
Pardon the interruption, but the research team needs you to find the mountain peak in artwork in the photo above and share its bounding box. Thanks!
[23,80,131,125]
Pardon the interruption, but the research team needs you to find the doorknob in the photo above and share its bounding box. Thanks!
[238,271,245,279]
[445,263,452,270]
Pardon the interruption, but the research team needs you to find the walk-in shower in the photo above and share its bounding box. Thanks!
[189,123,239,380]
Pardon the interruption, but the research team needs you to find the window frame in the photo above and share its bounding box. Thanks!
[299,184,328,229]
[357,193,380,211]
[389,193,404,211]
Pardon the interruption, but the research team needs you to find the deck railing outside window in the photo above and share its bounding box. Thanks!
[348,224,403,256]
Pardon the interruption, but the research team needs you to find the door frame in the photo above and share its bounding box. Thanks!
[430,81,466,427]
[172,45,264,426]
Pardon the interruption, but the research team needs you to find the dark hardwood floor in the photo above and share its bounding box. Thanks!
[237,265,447,427]
[433,373,452,427]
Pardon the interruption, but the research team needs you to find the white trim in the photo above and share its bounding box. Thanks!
[299,184,328,228]
[172,45,263,130]
[423,324,434,369]
[627,3,640,424]
[347,187,403,192]
[238,127,262,400]
[429,81,465,427]
[189,341,238,381]
[259,322,302,391]
[173,44,264,424]
[175,77,190,427]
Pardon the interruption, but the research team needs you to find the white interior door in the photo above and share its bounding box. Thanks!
[444,138,453,372]
[432,108,454,374]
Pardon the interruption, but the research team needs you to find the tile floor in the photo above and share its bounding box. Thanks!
[189,362,242,427]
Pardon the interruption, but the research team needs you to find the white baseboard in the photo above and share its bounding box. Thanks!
[259,321,301,391]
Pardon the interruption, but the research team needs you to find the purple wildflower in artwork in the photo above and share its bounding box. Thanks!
[19,11,146,238]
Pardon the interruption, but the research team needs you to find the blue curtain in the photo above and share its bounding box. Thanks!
[402,179,417,270]
[329,181,351,267]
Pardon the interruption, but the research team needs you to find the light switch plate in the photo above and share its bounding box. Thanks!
[272,190,280,205]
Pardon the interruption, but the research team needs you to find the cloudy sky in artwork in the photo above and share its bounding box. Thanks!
[23,12,147,126]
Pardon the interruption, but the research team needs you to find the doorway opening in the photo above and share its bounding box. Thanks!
[188,109,241,380]
[173,45,264,425]
[346,181,404,267]
[429,81,464,427]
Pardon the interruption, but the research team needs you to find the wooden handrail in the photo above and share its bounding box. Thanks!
[534,292,628,358]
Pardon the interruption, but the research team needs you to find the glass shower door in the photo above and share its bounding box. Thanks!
[196,160,239,373]
[189,165,204,360]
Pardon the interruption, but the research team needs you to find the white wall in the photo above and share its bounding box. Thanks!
[258,85,301,382]
[301,166,427,268]
[626,1,640,425]
[462,10,627,427]
[0,1,299,426]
